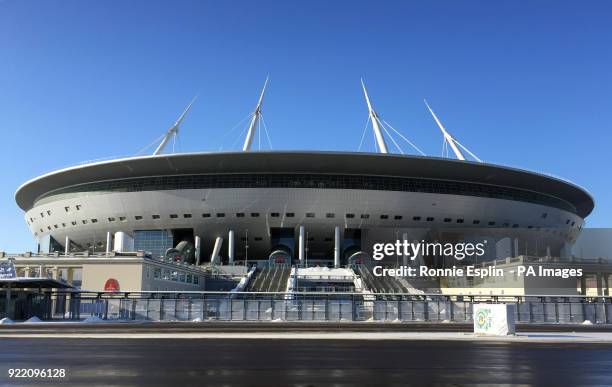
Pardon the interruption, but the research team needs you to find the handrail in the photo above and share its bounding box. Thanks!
[28,289,612,299]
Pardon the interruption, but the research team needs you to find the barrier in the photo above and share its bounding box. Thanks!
[2,290,612,324]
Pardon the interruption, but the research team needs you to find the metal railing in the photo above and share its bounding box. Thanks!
[3,290,611,324]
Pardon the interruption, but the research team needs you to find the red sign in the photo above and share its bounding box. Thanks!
[104,278,120,292]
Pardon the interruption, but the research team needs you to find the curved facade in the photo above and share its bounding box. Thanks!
[15,151,594,265]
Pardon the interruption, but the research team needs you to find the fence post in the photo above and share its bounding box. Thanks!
[284,297,288,321]
[201,296,205,321]
[146,298,150,321]
[160,297,165,321]
[312,299,315,321]
[76,295,80,320]
[398,299,402,322]
[229,297,233,321]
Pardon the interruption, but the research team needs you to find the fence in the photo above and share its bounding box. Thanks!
[3,291,611,324]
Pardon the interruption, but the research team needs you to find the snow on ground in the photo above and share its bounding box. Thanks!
[1,331,612,343]
[83,316,104,323]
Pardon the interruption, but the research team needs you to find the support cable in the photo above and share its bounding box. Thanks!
[216,112,254,150]
[357,115,370,152]
[382,119,426,156]
[453,139,483,162]
[229,122,250,150]
[136,134,166,155]
[380,121,404,154]
[261,114,273,150]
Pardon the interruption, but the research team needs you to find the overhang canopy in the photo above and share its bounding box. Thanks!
[0,278,73,289]
[14,151,595,218]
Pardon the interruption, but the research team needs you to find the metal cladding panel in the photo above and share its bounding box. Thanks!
[15,151,594,217]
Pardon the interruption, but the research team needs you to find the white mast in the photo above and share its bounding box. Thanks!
[361,79,388,154]
[242,76,269,151]
[153,96,197,155]
[424,100,466,161]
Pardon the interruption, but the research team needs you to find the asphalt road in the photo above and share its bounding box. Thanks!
[1,338,612,386]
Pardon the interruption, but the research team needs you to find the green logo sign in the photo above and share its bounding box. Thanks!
[475,308,492,330]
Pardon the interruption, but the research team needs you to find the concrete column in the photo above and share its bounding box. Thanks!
[194,236,202,266]
[106,232,112,255]
[4,284,11,320]
[66,268,74,309]
[228,230,235,265]
[113,232,133,253]
[402,232,409,266]
[597,274,605,296]
[334,226,341,268]
[546,245,551,258]
[64,236,70,256]
[210,237,223,265]
[113,232,124,252]
[24,267,31,278]
[580,276,587,295]
[298,225,305,266]
[51,266,59,316]
[513,238,519,257]
[560,242,571,259]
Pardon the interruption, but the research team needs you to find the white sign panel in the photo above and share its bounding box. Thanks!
[473,303,516,336]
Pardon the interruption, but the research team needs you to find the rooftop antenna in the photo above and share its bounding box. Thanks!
[153,96,197,155]
[424,100,482,162]
[242,76,269,151]
[361,79,389,153]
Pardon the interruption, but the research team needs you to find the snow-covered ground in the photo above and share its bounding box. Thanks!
[2,316,612,342]
[1,330,612,343]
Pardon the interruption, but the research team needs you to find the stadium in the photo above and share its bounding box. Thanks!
[6,80,599,297]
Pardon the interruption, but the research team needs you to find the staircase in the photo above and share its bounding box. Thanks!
[356,266,428,296]
[245,266,291,292]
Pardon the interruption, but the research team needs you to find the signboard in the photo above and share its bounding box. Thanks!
[0,261,16,279]
[473,303,516,336]
[104,278,120,292]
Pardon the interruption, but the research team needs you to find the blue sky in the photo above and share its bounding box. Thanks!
[0,0,610,251]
